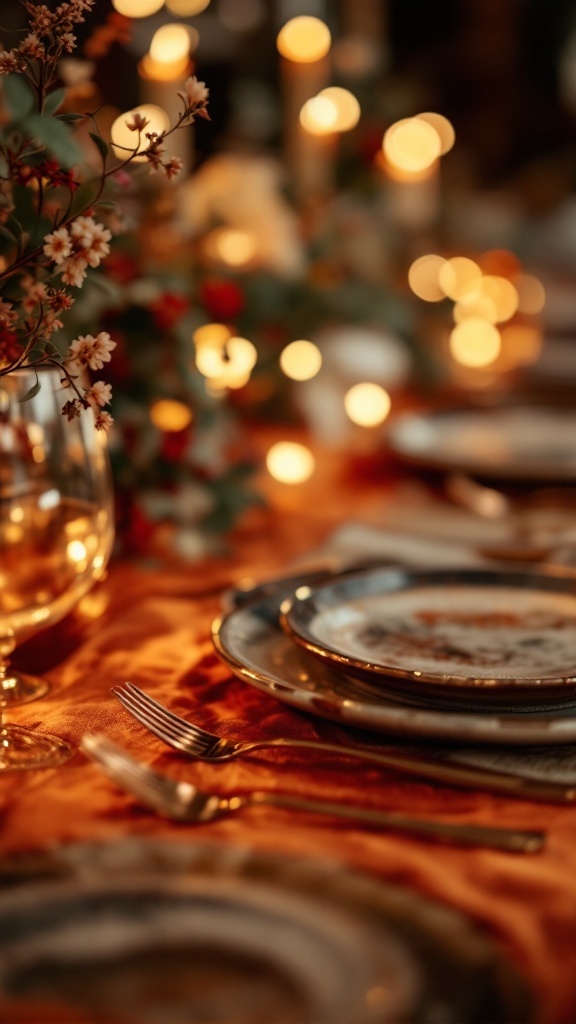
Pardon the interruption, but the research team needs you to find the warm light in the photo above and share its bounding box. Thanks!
[416,112,455,155]
[193,323,232,348]
[165,0,209,12]
[516,274,546,315]
[344,383,391,426]
[150,399,193,432]
[213,229,258,267]
[266,441,315,483]
[478,275,518,323]
[408,254,447,302]
[299,96,338,135]
[149,24,191,65]
[449,320,501,367]
[277,16,331,64]
[196,336,257,379]
[383,117,441,173]
[112,0,163,16]
[279,340,322,381]
[478,249,521,278]
[111,105,169,160]
[500,324,543,365]
[439,257,482,301]
[67,540,87,564]
[454,292,498,323]
[317,87,361,132]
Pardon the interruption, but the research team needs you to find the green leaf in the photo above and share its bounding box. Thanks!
[2,74,36,119]
[68,176,101,218]
[44,88,67,116]
[94,198,118,211]
[19,376,40,403]
[89,131,109,164]
[22,114,81,168]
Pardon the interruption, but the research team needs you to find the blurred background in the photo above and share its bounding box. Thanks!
[6,0,576,557]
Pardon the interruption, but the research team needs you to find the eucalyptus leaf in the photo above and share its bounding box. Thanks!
[19,376,40,403]
[2,74,35,120]
[22,114,81,168]
[44,88,67,116]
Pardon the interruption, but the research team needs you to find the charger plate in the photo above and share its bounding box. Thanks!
[0,839,531,1024]
[281,567,576,711]
[212,586,576,744]
[386,406,576,482]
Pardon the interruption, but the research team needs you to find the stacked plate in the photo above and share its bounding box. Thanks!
[213,565,576,745]
[0,839,531,1023]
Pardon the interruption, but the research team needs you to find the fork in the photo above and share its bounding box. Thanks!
[111,682,576,804]
[80,733,544,852]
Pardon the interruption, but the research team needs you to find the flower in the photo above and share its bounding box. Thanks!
[0,0,208,429]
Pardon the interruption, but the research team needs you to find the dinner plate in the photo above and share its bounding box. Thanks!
[212,587,576,744]
[0,839,530,1024]
[385,406,576,482]
[281,567,576,711]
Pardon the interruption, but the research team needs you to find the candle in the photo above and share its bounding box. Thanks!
[277,16,332,205]
[138,24,194,175]
[380,114,454,235]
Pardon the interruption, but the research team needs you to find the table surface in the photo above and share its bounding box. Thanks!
[2,435,576,1024]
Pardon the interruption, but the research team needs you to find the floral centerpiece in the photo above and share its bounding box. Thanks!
[0,0,209,431]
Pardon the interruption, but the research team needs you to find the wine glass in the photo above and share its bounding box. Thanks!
[0,366,114,770]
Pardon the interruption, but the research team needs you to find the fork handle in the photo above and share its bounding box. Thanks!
[249,792,544,852]
[240,739,575,804]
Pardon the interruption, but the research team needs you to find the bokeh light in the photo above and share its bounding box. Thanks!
[266,441,315,483]
[149,24,191,65]
[516,274,546,315]
[111,105,169,160]
[453,292,498,323]
[344,383,391,426]
[193,323,232,348]
[416,112,455,154]
[165,0,210,12]
[438,257,482,301]
[212,229,258,267]
[317,87,361,131]
[478,275,519,323]
[150,399,193,431]
[449,320,501,367]
[383,117,442,173]
[112,0,163,16]
[277,17,331,63]
[499,324,543,365]
[279,340,322,381]
[408,254,447,302]
[299,96,338,135]
[195,335,257,382]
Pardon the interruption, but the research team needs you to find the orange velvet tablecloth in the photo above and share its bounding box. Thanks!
[2,437,576,1024]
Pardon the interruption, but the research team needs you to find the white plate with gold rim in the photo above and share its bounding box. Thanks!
[212,581,576,745]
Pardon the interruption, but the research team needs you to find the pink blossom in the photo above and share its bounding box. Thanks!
[127,112,149,133]
[68,331,116,371]
[162,156,183,181]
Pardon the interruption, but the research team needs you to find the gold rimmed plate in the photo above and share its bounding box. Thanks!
[212,580,576,743]
[280,567,576,711]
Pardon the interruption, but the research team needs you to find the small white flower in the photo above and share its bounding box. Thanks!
[60,255,88,287]
[84,380,112,407]
[183,76,208,109]
[43,226,72,265]
[94,410,113,432]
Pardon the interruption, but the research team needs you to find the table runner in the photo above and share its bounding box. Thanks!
[2,443,576,1024]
